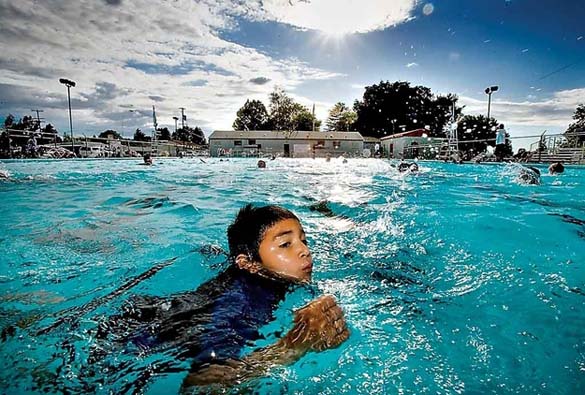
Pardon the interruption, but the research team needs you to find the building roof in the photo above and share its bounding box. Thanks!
[380,128,428,141]
[209,130,364,141]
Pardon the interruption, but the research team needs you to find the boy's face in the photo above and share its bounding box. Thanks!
[257,218,313,283]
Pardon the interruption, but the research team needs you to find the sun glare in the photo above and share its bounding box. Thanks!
[321,28,350,40]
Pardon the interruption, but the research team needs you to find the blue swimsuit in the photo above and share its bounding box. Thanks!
[96,266,290,370]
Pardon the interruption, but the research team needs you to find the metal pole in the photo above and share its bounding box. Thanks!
[179,107,185,129]
[31,109,43,133]
[67,85,74,152]
[487,92,492,119]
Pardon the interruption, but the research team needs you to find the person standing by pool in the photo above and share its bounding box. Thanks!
[92,204,349,393]
[495,124,507,162]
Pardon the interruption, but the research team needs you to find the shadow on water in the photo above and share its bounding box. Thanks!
[0,242,237,393]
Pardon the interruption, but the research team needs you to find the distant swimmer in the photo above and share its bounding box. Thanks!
[398,162,419,173]
[548,162,564,175]
[517,166,541,185]
[257,159,266,168]
[140,154,153,166]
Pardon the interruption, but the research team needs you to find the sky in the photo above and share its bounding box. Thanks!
[0,0,583,149]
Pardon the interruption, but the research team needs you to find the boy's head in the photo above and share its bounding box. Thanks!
[228,204,313,283]
[549,162,564,174]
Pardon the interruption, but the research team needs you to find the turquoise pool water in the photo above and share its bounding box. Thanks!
[0,158,584,394]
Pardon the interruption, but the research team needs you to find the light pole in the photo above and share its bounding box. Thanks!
[179,107,186,129]
[484,85,499,120]
[173,116,179,136]
[59,78,76,153]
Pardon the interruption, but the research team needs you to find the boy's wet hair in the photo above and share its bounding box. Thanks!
[228,204,299,261]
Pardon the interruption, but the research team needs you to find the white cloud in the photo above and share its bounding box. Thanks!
[0,0,345,135]
[456,89,583,149]
[406,62,419,68]
[459,88,584,130]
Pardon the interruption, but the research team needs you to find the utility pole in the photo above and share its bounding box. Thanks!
[152,105,158,139]
[312,103,315,132]
[179,107,186,129]
[173,116,179,135]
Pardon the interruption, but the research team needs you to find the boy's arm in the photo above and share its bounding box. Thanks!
[181,295,349,390]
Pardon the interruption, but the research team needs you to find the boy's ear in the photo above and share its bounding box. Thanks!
[235,253,262,274]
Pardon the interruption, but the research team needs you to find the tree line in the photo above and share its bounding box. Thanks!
[232,82,461,136]
[232,81,580,157]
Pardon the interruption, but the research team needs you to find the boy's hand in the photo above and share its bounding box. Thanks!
[181,295,349,391]
[282,294,349,352]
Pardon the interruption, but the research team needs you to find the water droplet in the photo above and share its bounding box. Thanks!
[423,3,435,15]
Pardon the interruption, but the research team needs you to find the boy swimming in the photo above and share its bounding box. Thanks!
[93,204,349,393]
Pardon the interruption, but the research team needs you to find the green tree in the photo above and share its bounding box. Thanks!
[233,99,270,130]
[13,115,35,131]
[353,81,461,138]
[456,115,512,158]
[326,102,356,131]
[99,130,122,139]
[157,127,171,141]
[268,87,296,131]
[4,114,15,129]
[340,111,357,131]
[191,126,206,145]
[133,128,150,141]
[267,87,320,131]
[172,126,206,145]
[564,103,585,145]
[291,103,321,131]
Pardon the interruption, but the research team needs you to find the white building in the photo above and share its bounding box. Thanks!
[380,129,446,159]
[208,130,364,158]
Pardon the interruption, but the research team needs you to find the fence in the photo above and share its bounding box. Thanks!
[0,128,205,158]
[398,131,585,162]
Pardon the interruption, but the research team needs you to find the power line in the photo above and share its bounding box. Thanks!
[537,59,582,81]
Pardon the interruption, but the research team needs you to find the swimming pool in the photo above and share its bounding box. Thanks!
[1,158,583,394]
